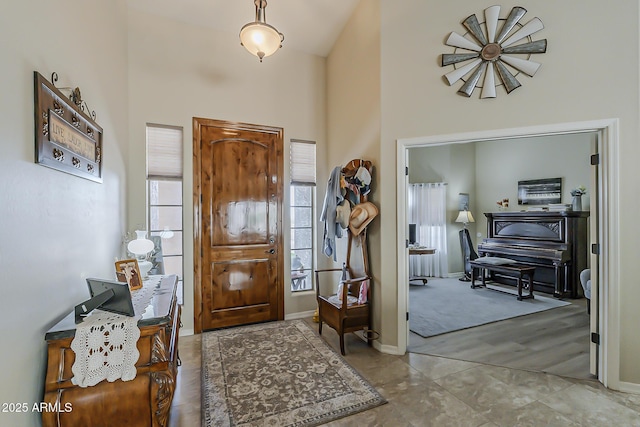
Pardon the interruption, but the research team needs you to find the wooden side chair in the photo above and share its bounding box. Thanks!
[316,231,371,355]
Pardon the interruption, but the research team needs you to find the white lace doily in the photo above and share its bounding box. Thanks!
[71,278,158,388]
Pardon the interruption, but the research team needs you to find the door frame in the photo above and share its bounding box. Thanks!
[193,117,285,333]
[396,118,619,389]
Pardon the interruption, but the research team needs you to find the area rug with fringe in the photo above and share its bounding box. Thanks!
[201,319,386,427]
[410,277,571,338]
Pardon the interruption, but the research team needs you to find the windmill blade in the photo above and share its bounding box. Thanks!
[501,18,544,47]
[441,53,480,67]
[495,61,521,93]
[458,62,487,97]
[481,63,497,99]
[444,58,482,86]
[485,5,500,43]
[500,55,541,77]
[463,14,488,45]
[445,32,482,52]
[502,39,547,54]
[495,6,527,44]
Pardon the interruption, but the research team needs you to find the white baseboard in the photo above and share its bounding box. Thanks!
[179,328,194,337]
[373,340,403,355]
[618,381,640,395]
[285,310,316,320]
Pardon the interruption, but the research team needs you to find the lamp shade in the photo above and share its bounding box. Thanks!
[127,230,154,256]
[239,0,283,62]
[240,22,283,60]
[455,210,475,224]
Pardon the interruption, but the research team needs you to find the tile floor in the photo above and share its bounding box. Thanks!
[169,319,640,427]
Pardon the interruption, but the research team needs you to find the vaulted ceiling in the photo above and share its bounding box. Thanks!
[127,0,360,57]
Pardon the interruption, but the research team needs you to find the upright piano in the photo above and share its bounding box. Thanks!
[478,211,589,298]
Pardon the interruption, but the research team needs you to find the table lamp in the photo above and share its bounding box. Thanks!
[455,210,476,281]
[455,210,475,228]
[127,230,154,279]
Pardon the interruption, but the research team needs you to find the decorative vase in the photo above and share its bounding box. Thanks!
[572,195,582,212]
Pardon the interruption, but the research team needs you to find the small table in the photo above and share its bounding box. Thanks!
[469,260,535,301]
[409,247,436,285]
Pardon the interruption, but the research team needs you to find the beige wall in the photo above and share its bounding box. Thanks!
[0,1,129,425]
[326,0,382,329]
[379,0,639,385]
[126,9,328,331]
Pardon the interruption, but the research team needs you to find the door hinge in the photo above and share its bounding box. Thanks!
[406,239,409,248]
[406,312,409,321]
[590,153,600,165]
[405,166,409,176]
[591,243,600,255]
[591,332,600,345]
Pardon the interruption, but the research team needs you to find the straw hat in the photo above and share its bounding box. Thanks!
[349,202,379,235]
[335,200,351,229]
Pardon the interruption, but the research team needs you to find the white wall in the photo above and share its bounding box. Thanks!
[0,1,129,425]
[408,143,476,274]
[475,133,594,235]
[126,9,328,330]
[379,0,640,385]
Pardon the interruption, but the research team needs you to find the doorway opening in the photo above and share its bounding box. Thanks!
[396,119,620,388]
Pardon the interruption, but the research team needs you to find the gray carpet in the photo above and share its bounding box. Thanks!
[409,277,570,338]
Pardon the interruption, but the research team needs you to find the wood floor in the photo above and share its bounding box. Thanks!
[409,294,593,380]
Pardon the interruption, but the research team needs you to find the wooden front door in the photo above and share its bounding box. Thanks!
[193,118,284,332]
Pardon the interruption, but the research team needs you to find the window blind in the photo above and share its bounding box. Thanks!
[147,125,183,179]
[290,140,316,186]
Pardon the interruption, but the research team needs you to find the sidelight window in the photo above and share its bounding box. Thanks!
[146,124,184,304]
[290,140,316,292]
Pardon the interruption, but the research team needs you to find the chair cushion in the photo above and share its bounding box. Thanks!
[580,269,591,299]
[474,257,518,265]
[327,295,358,307]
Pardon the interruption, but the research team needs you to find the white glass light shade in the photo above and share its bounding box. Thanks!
[455,210,475,224]
[240,22,283,61]
[128,230,154,279]
[127,230,154,256]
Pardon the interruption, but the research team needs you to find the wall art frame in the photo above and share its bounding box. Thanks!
[33,71,103,183]
[517,177,561,205]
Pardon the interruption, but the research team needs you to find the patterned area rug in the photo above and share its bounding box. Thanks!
[201,320,386,427]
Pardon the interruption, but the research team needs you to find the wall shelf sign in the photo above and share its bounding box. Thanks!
[33,71,103,183]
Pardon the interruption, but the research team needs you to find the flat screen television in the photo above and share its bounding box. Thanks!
[85,278,135,317]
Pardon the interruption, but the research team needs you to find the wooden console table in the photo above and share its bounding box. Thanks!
[42,275,180,427]
[409,247,436,285]
[469,260,535,301]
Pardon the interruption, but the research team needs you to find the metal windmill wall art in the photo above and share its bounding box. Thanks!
[441,5,547,98]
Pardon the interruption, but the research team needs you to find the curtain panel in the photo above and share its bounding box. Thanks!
[408,183,449,278]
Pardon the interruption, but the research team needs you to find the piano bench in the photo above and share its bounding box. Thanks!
[469,260,535,301]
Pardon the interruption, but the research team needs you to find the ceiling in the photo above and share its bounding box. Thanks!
[127,0,360,57]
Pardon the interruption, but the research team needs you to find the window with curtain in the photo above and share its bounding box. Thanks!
[290,140,316,292]
[146,124,184,303]
[408,183,449,278]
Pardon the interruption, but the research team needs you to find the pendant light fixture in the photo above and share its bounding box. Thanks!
[239,0,284,62]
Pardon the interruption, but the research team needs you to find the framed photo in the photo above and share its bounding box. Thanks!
[115,259,143,291]
[517,178,561,205]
